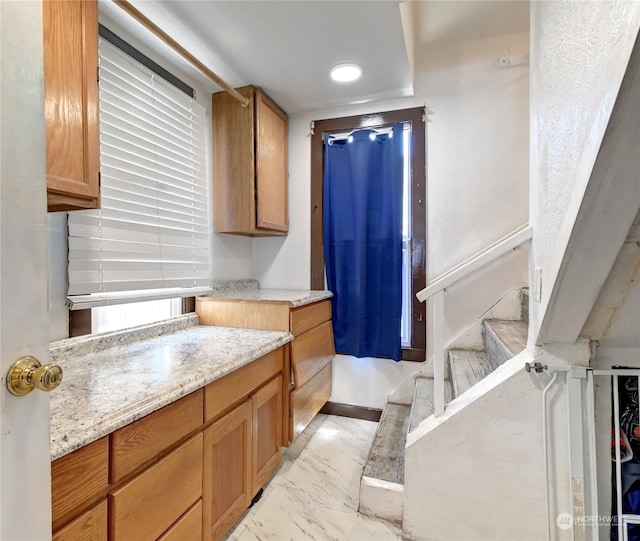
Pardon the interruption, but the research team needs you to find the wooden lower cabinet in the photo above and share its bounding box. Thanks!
[204,375,283,541]
[52,349,285,541]
[196,297,334,444]
[53,500,107,541]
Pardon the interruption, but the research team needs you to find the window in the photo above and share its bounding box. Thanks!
[67,28,209,335]
[310,108,426,361]
[92,298,182,333]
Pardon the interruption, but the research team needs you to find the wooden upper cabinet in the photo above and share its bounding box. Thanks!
[212,85,288,236]
[43,0,100,212]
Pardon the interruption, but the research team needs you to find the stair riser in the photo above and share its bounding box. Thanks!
[359,477,404,524]
[483,323,511,369]
[521,290,529,325]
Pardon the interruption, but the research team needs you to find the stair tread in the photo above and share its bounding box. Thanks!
[362,403,410,485]
[408,376,452,434]
[485,319,528,354]
[449,350,493,397]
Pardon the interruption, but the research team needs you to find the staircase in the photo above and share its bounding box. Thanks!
[358,289,529,524]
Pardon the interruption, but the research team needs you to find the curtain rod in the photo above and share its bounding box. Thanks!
[112,0,249,108]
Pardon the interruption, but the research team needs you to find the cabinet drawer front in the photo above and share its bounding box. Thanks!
[110,433,203,541]
[158,500,203,541]
[111,389,203,483]
[205,348,283,422]
[52,437,109,531]
[290,300,331,336]
[290,321,335,388]
[53,499,107,541]
[290,362,332,441]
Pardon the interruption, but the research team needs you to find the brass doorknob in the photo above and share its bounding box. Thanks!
[6,356,63,396]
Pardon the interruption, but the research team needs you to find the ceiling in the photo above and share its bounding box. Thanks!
[98,1,530,116]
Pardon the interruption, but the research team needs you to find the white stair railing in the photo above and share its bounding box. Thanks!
[416,224,532,415]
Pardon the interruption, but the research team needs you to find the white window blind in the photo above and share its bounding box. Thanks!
[67,38,209,304]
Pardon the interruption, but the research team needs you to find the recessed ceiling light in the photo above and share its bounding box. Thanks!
[330,63,362,83]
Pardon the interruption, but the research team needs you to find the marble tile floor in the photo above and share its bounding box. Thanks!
[225,414,403,541]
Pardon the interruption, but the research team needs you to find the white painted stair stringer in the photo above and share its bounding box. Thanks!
[403,348,572,541]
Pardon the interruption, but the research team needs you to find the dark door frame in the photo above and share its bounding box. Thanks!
[310,106,427,361]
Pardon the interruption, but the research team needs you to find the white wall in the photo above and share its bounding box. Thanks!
[254,28,530,404]
[47,10,254,341]
[529,1,640,343]
[404,347,582,541]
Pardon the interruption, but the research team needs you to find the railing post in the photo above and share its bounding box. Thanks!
[433,290,445,416]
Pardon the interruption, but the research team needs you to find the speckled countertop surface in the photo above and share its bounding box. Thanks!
[203,288,333,307]
[49,315,292,461]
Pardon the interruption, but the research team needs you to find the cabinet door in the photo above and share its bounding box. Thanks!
[53,500,107,541]
[43,0,100,210]
[203,400,253,541]
[253,375,283,491]
[255,90,288,232]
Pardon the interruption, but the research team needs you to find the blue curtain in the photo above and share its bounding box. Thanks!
[323,124,404,361]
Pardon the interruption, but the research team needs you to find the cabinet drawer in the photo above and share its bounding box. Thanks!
[53,499,107,541]
[111,389,203,483]
[158,500,203,541]
[110,433,203,541]
[290,362,332,440]
[205,348,283,422]
[290,300,331,336]
[290,321,335,388]
[52,437,109,531]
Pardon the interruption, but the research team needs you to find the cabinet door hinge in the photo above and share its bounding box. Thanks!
[97,66,100,83]
[98,171,101,187]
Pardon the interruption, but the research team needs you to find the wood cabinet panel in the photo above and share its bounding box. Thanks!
[256,91,288,232]
[203,400,253,541]
[290,299,332,336]
[290,321,335,388]
[53,499,107,541]
[196,298,290,331]
[290,362,332,440]
[253,375,283,490]
[157,500,203,541]
[204,348,283,422]
[212,86,255,234]
[110,389,203,483]
[212,85,288,236]
[43,0,100,211]
[52,437,109,531]
[109,433,203,541]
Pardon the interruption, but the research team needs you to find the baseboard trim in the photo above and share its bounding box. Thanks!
[320,401,383,422]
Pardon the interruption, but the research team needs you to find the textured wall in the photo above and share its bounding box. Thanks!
[529,0,640,341]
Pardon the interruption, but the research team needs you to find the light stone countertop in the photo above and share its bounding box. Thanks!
[50,317,292,461]
[203,288,333,307]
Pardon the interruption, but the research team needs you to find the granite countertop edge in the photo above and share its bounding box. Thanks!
[202,288,333,307]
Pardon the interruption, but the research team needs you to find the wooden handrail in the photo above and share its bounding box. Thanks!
[416,224,532,303]
[112,0,249,108]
